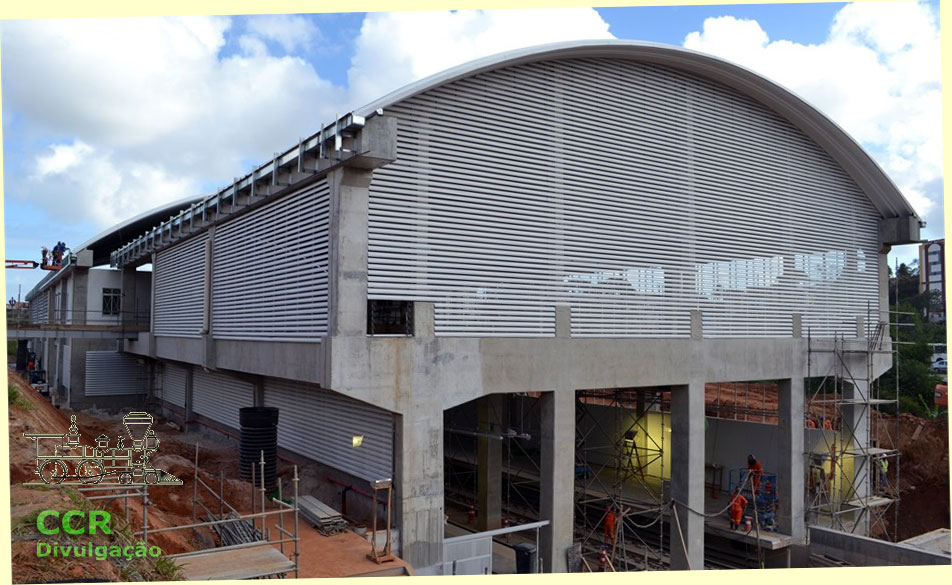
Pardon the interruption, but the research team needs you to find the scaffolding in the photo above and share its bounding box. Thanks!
[573,388,669,571]
[805,310,901,541]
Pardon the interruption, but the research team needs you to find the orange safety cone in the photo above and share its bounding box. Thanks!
[599,547,608,572]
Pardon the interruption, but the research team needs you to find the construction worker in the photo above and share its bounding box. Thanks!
[40,247,48,266]
[823,418,833,431]
[747,454,763,494]
[879,457,889,491]
[805,417,816,429]
[729,486,748,530]
[603,506,616,547]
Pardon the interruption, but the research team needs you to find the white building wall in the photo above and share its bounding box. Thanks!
[85,268,124,325]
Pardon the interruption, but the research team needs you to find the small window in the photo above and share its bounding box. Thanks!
[367,300,413,336]
[102,288,121,316]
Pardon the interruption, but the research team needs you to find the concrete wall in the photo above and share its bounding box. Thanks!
[809,526,951,566]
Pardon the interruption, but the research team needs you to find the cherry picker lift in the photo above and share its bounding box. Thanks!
[5,244,71,271]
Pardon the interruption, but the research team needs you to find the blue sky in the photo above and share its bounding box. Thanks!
[1,3,943,298]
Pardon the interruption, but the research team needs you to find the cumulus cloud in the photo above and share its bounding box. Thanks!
[683,1,943,233]
[246,14,322,53]
[2,9,613,234]
[347,8,614,107]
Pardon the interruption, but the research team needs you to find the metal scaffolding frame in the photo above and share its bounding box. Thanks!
[573,388,670,571]
[805,312,901,541]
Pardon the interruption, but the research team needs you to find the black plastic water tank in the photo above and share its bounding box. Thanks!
[239,407,279,490]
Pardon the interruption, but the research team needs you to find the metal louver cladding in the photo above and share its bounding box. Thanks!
[161,363,187,407]
[263,379,394,482]
[192,369,254,430]
[85,351,147,396]
[31,293,48,323]
[211,178,330,341]
[367,58,881,338]
[154,233,208,337]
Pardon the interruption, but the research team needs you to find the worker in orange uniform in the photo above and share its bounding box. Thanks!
[603,506,616,547]
[747,454,763,494]
[805,417,816,429]
[729,487,748,530]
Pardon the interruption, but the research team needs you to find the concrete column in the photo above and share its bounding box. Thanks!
[476,394,503,531]
[70,271,88,325]
[394,399,444,572]
[778,377,806,543]
[843,378,870,504]
[121,267,139,326]
[669,380,705,570]
[539,389,575,573]
[327,167,373,337]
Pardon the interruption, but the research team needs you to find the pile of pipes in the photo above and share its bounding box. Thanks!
[211,512,262,546]
[296,495,349,536]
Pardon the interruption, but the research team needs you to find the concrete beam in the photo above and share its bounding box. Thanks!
[777,377,806,544]
[878,215,921,248]
[670,380,705,570]
[539,389,575,572]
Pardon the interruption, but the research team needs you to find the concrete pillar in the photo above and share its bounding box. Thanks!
[121,266,139,326]
[778,377,806,543]
[476,394,503,531]
[394,400,444,572]
[670,380,705,570]
[70,271,88,326]
[327,167,373,337]
[539,389,575,572]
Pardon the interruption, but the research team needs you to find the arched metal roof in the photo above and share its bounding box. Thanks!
[76,194,206,267]
[357,40,920,222]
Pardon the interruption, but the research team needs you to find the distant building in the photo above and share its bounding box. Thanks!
[919,239,945,322]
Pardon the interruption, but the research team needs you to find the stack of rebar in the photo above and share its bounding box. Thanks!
[296,495,349,535]
[211,512,262,546]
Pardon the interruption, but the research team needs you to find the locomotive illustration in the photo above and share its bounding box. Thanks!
[24,412,183,486]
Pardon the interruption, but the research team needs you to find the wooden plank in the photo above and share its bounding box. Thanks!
[177,546,294,580]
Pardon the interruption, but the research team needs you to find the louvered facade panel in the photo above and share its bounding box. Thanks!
[161,363,187,408]
[212,179,331,341]
[31,293,48,323]
[263,379,393,481]
[367,58,880,338]
[154,233,208,338]
[85,351,147,396]
[192,369,254,430]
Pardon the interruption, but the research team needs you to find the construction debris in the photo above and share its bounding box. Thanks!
[297,494,349,535]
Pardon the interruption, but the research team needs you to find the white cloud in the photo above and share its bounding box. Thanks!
[1,16,348,230]
[26,140,195,228]
[34,141,94,176]
[2,10,613,233]
[682,1,943,231]
[245,14,321,53]
[347,9,614,107]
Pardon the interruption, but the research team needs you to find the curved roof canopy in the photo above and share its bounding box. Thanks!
[358,40,921,223]
[77,194,206,267]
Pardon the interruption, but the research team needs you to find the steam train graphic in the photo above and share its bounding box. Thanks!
[24,412,183,486]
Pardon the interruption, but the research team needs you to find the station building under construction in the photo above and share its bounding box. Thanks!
[15,41,946,573]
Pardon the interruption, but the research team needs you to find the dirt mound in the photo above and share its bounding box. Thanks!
[876,413,950,540]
